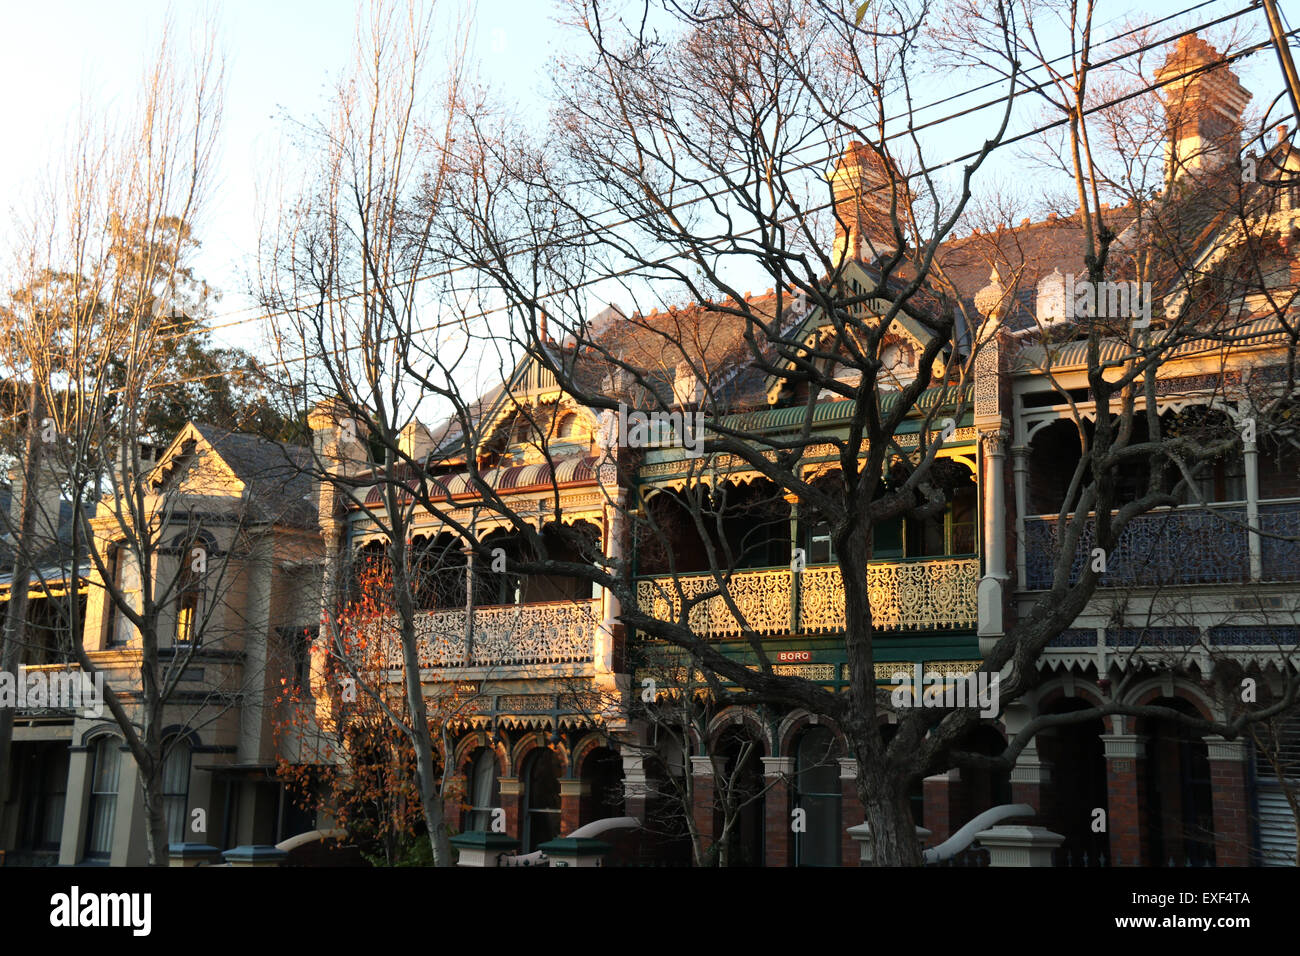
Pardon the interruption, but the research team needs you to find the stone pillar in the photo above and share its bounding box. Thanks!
[1206,736,1252,866]
[976,825,1065,866]
[762,756,793,867]
[839,757,861,867]
[978,428,1009,652]
[498,776,523,839]
[1010,743,1053,820]
[1011,446,1029,589]
[1101,732,1148,866]
[58,744,92,866]
[786,494,801,632]
[690,755,715,860]
[1244,433,1261,581]
[595,484,625,680]
[559,778,587,836]
[922,769,967,844]
[619,745,649,824]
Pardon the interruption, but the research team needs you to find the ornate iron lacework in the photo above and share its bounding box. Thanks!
[1154,371,1240,395]
[1105,627,1199,647]
[1049,628,1098,647]
[801,560,979,632]
[636,569,793,637]
[377,600,598,668]
[635,559,978,637]
[1023,508,1251,589]
[1259,503,1300,582]
[1209,626,1300,646]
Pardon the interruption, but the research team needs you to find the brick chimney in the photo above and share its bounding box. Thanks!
[1155,34,1252,184]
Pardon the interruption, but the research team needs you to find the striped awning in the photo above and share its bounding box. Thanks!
[360,455,598,508]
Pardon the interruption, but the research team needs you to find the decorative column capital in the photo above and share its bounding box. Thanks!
[1100,734,1147,761]
[1203,735,1248,762]
[689,755,715,777]
[761,756,795,778]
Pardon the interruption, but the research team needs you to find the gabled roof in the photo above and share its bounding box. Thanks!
[153,422,317,528]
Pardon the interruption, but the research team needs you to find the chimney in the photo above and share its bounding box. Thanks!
[829,141,912,265]
[672,361,703,409]
[399,421,436,461]
[8,458,63,554]
[1155,34,1252,184]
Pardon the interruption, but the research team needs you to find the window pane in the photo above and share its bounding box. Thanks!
[86,738,121,858]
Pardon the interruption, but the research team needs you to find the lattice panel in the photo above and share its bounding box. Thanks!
[801,559,978,632]
[1023,508,1253,589]
[635,569,792,637]
[404,600,597,667]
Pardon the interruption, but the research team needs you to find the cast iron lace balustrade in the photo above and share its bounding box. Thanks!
[371,600,599,668]
[635,558,979,637]
[1022,504,1271,589]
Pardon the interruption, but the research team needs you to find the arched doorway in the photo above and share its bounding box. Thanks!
[713,726,765,866]
[521,748,562,852]
[1140,698,1215,866]
[1039,699,1109,865]
[794,726,842,867]
[579,747,625,825]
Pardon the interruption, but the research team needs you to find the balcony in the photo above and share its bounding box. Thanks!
[634,558,980,638]
[1023,500,1300,589]
[397,599,600,668]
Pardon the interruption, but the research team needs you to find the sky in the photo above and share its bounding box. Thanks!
[0,0,1294,361]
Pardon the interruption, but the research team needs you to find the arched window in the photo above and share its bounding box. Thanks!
[521,749,562,852]
[85,736,122,859]
[557,413,579,439]
[464,748,500,832]
[794,726,842,866]
[174,535,210,645]
[162,738,192,845]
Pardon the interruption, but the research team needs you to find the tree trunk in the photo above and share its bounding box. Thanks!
[0,385,47,783]
[858,762,923,866]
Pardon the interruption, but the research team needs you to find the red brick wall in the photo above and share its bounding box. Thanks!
[1210,758,1251,866]
[764,776,791,867]
[1105,758,1148,866]
[841,775,862,866]
[692,773,715,860]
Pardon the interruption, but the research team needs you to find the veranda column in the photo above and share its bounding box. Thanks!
[1244,428,1262,581]
[1206,736,1253,865]
[839,757,861,867]
[1012,445,1029,588]
[1100,726,1148,866]
[762,756,793,867]
[690,754,716,861]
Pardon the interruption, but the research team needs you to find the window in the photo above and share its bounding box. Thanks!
[521,749,562,852]
[105,547,140,647]
[175,539,205,645]
[162,739,192,846]
[794,727,842,867]
[279,626,316,696]
[464,748,500,832]
[85,736,122,859]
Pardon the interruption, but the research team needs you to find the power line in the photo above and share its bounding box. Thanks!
[150,0,1249,344]
[8,5,1288,409]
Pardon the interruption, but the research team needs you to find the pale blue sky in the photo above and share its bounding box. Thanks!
[0,0,1293,355]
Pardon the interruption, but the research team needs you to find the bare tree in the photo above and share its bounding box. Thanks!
[258,0,478,867]
[421,0,1300,865]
